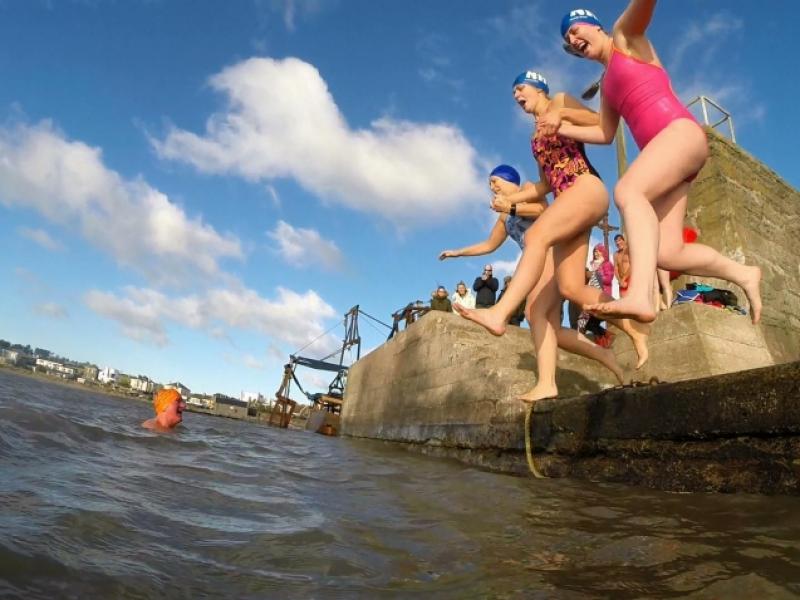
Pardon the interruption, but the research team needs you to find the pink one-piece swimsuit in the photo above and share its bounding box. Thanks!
[602,46,702,152]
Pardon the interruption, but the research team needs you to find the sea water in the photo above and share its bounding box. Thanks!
[1,369,798,599]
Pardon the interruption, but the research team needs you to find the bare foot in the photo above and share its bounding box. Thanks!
[519,384,558,405]
[586,297,657,323]
[453,303,507,336]
[598,347,625,384]
[628,320,650,370]
[738,265,762,324]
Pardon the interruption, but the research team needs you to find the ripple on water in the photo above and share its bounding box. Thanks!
[2,369,800,599]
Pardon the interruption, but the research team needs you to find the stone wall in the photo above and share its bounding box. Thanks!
[342,311,616,471]
[613,302,772,385]
[531,361,800,495]
[687,130,800,363]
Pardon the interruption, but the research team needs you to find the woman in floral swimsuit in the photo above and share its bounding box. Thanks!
[440,164,625,391]
[455,71,649,403]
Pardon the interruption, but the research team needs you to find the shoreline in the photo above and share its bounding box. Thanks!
[0,364,312,431]
[0,364,149,405]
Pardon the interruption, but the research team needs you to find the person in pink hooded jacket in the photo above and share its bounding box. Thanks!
[577,244,615,346]
[589,243,615,296]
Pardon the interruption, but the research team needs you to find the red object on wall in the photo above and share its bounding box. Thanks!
[669,226,698,280]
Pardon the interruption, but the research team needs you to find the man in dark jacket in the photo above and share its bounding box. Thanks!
[430,286,452,312]
[473,264,499,308]
[498,275,526,325]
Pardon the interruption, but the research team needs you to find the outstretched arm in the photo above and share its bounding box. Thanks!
[615,0,656,38]
[557,96,620,145]
[439,218,507,260]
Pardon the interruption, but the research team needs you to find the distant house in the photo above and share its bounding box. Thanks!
[98,367,120,384]
[130,376,155,394]
[0,349,19,365]
[1,349,35,367]
[164,382,191,398]
[35,358,77,379]
[213,394,248,419]
[187,395,214,410]
[241,391,266,404]
[82,366,99,381]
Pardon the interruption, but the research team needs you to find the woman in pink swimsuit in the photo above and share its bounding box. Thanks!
[454,71,649,402]
[550,2,762,324]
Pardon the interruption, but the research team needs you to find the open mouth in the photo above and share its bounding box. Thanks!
[564,40,588,57]
[517,98,526,109]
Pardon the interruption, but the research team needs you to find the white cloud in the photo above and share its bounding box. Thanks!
[255,0,325,32]
[265,184,281,207]
[243,354,268,370]
[492,254,520,280]
[485,2,599,100]
[415,32,464,99]
[669,13,743,76]
[152,57,485,225]
[33,302,68,319]
[85,284,341,356]
[667,12,763,129]
[266,220,343,270]
[18,226,63,251]
[0,120,243,285]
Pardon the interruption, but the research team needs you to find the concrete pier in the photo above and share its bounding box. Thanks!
[341,130,800,495]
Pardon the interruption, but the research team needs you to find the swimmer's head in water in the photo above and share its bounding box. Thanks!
[154,388,182,415]
[489,164,521,186]
[512,71,549,95]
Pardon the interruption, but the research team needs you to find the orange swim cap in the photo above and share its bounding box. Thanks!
[153,388,182,415]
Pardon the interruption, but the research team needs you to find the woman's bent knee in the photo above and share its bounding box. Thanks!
[557,280,581,302]
[613,180,637,210]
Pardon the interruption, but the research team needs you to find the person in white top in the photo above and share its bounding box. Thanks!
[450,281,476,313]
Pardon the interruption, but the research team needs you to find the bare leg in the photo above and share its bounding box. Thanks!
[586,119,708,322]
[521,249,625,404]
[657,268,672,309]
[555,328,624,384]
[521,252,560,403]
[654,185,763,324]
[555,229,650,369]
[455,175,607,335]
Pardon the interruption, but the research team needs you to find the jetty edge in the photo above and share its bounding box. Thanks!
[341,129,800,496]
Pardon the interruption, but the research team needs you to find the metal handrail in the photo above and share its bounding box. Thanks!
[686,96,736,143]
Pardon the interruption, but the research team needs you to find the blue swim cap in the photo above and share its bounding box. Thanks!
[512,71,549,95]
[561,9,602,39]
[489,164,521,186]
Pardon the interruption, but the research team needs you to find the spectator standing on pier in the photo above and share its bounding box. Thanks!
[451,281,475,313]
[473,265,499,308]
[498,275,526,326]
[430,286,453,312]
[613,234,630,297]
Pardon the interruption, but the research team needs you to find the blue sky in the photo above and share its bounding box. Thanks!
[0,0,795,398]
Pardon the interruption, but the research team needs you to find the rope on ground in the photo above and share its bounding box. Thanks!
[524,406,546,479]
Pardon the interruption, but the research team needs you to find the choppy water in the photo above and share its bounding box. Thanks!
[1,369,799,599]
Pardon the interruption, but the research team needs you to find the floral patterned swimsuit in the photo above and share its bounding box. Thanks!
[531,129,599,196]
